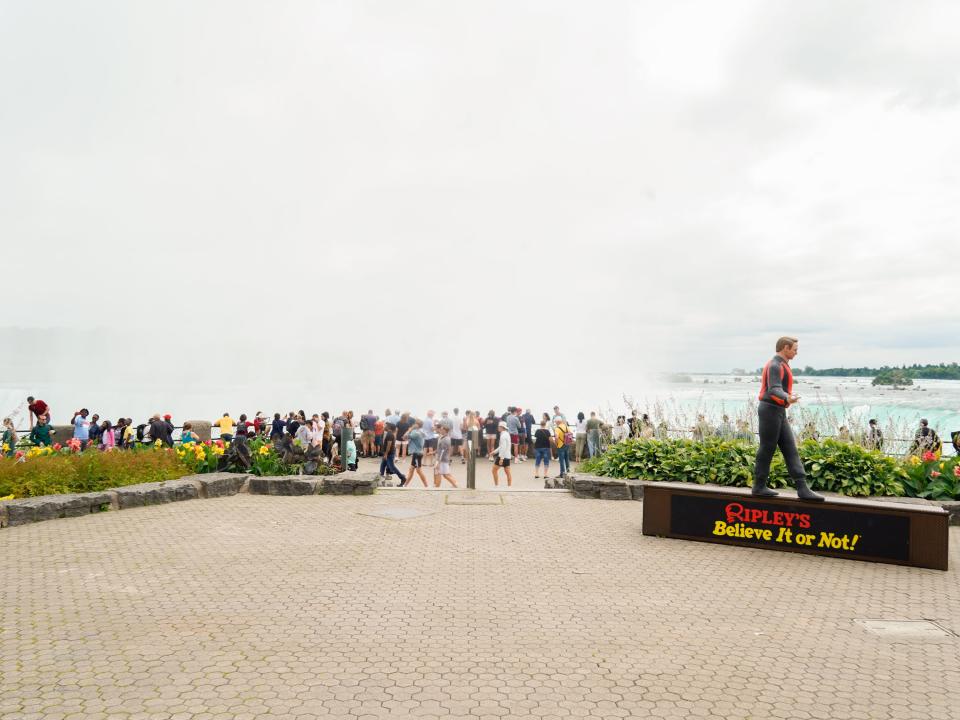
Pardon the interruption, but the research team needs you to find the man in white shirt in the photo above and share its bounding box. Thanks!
[449,408,465,463]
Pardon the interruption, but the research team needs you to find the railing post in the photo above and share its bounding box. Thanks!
[467,429,478,489]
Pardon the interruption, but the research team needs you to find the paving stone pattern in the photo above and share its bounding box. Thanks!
[2,492,959,720]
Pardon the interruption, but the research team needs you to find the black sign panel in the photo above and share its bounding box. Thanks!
[670,493,910,562]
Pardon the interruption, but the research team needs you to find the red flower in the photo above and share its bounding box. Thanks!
[931,470,941,478]
[53,443,62,451]
[954,466,960,478]
[922,451,937,462]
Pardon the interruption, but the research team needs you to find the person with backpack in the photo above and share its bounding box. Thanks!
[910,418,942,458]
[554,415,572,479]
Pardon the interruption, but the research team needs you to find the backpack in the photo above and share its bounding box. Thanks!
[359,417,369,431]
[136,424,146,441]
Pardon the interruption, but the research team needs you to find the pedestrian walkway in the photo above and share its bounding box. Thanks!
[1,492,958,719]
[358,453,580,490]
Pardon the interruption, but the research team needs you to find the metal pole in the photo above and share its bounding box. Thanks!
[466,429,478,489]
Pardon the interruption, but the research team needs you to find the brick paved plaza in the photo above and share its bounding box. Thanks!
[2,491,959,720]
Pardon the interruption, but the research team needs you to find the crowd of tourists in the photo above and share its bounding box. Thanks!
[5,396,957,469]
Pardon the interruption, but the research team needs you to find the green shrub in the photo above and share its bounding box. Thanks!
[0,447,192,499]
[582,437,912,498]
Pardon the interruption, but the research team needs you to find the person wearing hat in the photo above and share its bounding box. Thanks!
[492,420,513,487]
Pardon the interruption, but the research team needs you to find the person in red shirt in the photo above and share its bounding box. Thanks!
[27,396,50,429]
[753,337,823,502]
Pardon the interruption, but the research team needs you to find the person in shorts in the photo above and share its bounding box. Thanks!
[423,410,438,465]
[506,407,522,462]
[483,410,499,458]
[434,425,458,488]
[449,408,464,462]
[404,419,428,487]
[492,420,513,487]
[533,418,553,480]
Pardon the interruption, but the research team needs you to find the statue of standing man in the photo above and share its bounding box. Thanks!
[752,336,824,502]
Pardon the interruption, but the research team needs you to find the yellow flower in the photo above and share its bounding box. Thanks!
[258,446,270,456]
[908,455,921,466]
[212,446,224,456]
[0,494,14,501]
[154,439,163,448]
[1,443,8,453]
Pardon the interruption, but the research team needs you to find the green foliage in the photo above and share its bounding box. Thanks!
[0,447,192,499]
[796,362,960,380]
[901,454,960,500]
[584,437,920,498]
[871,369,913,386]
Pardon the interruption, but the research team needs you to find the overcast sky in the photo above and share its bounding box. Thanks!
[2,1,959,413]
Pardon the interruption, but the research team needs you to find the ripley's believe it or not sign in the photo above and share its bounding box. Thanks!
[641,482,949,570]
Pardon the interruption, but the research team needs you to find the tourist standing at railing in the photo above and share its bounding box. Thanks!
[30,415,52,447]
[27,396,50,429]
[533,419,553,480]
[612,416,629,443]
[586,411,602,458]
[448,409,465,463]
[554,416,571,478]
[181,422,200,444]
[910,419,942,458]
[521,408,535,462]
[866,419,884,451]
[574,412,587,462]
[100,421,116,450]
[149,414,173,447]
[396,412,413,460]
[483,411,498,458]
[215,413,235,442]
[270,413,285,441]
[72,409,91,450]
[2,418,18,456]
[505,408,523,463]
[86,414,101,445]
[360,410,378,458]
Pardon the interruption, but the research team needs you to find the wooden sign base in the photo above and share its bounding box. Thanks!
[642,482,949,571]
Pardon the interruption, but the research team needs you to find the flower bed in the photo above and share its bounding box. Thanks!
[0,438,329,500]
[579,438,960,501]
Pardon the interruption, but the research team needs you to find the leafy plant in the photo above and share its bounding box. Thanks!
[582,437,918,499]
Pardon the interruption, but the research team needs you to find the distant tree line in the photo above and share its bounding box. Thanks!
[749,363,960,380]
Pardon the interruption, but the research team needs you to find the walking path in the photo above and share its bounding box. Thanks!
[358,453,580,490]
[2,491,958,719]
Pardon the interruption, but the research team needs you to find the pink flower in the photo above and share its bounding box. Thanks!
[53,443,62,451]
[922,451,937,462]
[930,470,941,478]
[14,450,24,459]
[954,466,960,478]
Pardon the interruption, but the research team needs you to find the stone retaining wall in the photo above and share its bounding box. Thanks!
[568,473,960,525]
[0,471,380,529]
